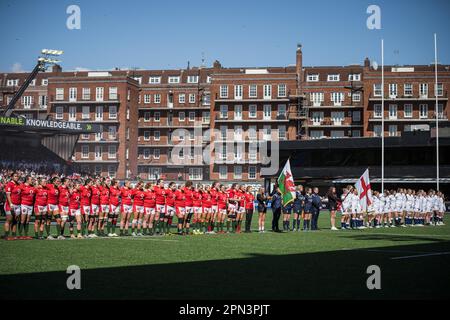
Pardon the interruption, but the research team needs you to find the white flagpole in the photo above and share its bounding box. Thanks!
[381,39,385,192]
[434,33,440,191]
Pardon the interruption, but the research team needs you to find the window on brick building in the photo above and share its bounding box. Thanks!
[307,74,319,82]
[187,76,198,83]
[168,76,180,84]
[179,94,185,103]
[404,104,413,118]
[248,166,257,179]
[278,84,287,97]
[234,85,243,100]
[69,88,77,101]
[81,145,89,158]
[82,106,90,119]
[263,85,272,99]
[144,94,151,104]
[219,166,227,179]
[109,87,118,100]
[249,85,257,98]
[149,76,161,84]
[154,94,161,103]
[404,84,413,96]
[419,104,428,118]
[109,106,117,119]
[56,106,64,120]
[220,85,228,98]
[374,84,382,97]
[419,83,428,97]
[56,88,64,101]
[108,145,116,159]
[82,88,90,100]
[327,74,340,82]
[96,87,104,101]
[249,105,257,118]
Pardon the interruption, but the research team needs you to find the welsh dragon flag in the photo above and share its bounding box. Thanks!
[277,159,296,206]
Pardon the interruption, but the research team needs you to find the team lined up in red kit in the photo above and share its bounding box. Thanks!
[3,172,256,239]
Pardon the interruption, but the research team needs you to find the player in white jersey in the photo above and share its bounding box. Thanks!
[400,189,407,225]
[340,187,352,230]
[413,190,423,226]
[404,189,414,226]
[431,190,440,225]
[350,189,362,229]
[388,190,397,227]
[425,190,434,226]
[436,192,445,225]
[377,191,386,228]
[394,189,403,226]
[371,191,381,228]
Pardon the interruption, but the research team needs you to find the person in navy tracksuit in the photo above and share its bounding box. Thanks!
[303,188,313,231]
[311,187,322,231]
[292,185,305,231]
[271,186,282,232]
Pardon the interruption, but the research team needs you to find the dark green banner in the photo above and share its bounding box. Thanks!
[0,116,99,133]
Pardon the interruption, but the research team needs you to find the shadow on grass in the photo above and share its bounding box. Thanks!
[340,233,447,243]
[1,241,449,300]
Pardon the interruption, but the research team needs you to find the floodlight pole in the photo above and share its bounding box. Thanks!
[3,50,62,117]
[3,61,44,117]
[434,33,440,191]
[381,39,385,192]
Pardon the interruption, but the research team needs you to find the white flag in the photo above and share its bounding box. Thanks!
[355,169,373,212]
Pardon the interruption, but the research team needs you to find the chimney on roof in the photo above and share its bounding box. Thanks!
[52,64,62,73]
[213,60,222,69]
[296,43,303,92]
[364,57,370,69]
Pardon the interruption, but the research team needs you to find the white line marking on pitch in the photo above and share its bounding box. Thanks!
[108,237,179,242]
[391,252,450,260]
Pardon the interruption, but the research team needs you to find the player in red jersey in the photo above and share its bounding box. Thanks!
[119,181,134,236]
[80,179,93,238]
[217,184,229,233]
[90,179,102,236]
[210,182,220,233]
[33,178,48,239]
[244,186,255,233]
[132,181,146,236]
[235,185,246,233]
[154,179,167,235]
[182,181,194,234]
[164,182,177,234]
[68,181,83,239]
[19,175,35,237]
[174,184,186,234]
[201,185,213,234]
[192,184,203,234]
[99,178,111,237]
[45,177,61,240]
[227,183,239,233]
[3,172,21,238]
[143,182,156,235]
[108,179,121,237]
[58,178,71,238]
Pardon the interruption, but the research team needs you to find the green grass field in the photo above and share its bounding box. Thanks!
[1,212,450,300]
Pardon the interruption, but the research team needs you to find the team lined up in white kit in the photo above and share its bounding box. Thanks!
[339,187,446,229]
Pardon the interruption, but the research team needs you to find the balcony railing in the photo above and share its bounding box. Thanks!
[369,91,448,100]
[214,114,288,121]
[50,94,121,103]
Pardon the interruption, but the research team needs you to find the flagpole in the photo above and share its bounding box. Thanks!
[381,39,385,192]
[434,33,440,192]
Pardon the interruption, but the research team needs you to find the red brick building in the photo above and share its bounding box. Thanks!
[1,45,449,182]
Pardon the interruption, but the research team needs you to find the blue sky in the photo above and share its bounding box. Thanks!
[0,0,449,72]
